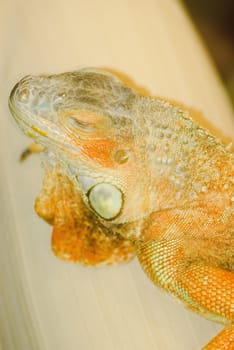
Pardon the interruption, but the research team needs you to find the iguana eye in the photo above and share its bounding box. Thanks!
[88,183,123,220]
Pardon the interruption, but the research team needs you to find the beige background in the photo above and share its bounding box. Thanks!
[0,1,233,349]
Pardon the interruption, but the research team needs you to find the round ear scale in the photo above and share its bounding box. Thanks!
[88,182,123,220]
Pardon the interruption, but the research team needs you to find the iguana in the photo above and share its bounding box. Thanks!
[9,68,234,349]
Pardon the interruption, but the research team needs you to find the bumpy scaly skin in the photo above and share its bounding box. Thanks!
[9,68,234,349]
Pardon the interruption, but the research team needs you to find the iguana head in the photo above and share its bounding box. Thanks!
[9,68,151,226]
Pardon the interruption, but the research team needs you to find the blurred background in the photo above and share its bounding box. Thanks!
[183,0,234,105]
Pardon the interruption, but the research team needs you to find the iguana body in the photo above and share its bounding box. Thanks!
[9,68,234,349]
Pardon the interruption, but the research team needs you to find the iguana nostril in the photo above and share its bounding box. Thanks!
[18,87,30,103]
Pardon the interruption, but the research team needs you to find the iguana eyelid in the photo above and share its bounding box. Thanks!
[66,115,95,132]
[59,110,98,137]
[60,110,111,135]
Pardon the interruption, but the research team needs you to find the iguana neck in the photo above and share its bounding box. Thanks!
[134,97,234,213]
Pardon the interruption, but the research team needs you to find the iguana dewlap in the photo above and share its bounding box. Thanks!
[9,68,234,349]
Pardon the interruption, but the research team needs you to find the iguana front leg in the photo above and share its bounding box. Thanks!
[204,325,234,349]
[137,209,234,349]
